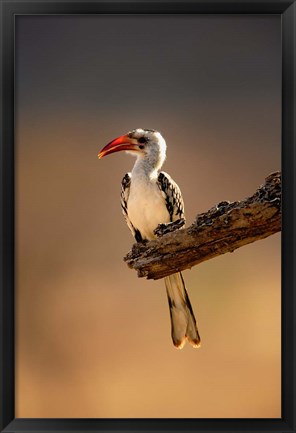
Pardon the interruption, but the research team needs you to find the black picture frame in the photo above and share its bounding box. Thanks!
[0,1,295,432]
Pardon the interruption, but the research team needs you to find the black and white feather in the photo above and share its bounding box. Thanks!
[120,172,136,237]
[157,171,184,222]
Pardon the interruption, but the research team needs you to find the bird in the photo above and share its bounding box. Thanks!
[98,128,200,349]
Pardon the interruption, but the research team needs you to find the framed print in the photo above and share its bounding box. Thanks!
[0,1,295,432]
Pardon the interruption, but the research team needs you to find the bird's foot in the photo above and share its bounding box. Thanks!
[154,218,185,237]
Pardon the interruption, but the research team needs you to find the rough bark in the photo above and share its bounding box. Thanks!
[124,171,281,280]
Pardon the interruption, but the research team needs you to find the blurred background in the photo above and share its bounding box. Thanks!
[15,15,281,418]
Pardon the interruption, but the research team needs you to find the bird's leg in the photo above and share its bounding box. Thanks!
[154,218,185,237]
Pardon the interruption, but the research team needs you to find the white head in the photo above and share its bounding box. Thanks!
[98,128,167,171]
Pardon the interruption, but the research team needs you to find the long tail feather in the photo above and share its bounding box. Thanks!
[164,272,201,349]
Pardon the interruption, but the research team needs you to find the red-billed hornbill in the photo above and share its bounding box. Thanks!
[98,128,200,349]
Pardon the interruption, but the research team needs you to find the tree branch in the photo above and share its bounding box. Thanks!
[124,171,281,280]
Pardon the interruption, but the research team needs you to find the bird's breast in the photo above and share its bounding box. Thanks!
[127,179,169,241]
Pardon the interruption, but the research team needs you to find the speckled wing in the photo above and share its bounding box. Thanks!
[157,171,185,223]
[120,172,136,237]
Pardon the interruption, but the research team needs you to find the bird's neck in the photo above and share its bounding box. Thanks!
[131,156,160,181]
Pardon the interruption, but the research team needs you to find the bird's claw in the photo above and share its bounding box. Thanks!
[154,218,185,237]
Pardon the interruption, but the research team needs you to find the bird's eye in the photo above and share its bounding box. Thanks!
[138,136,148,144]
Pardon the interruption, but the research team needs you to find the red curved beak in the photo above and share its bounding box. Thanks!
[98,134,139,159]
